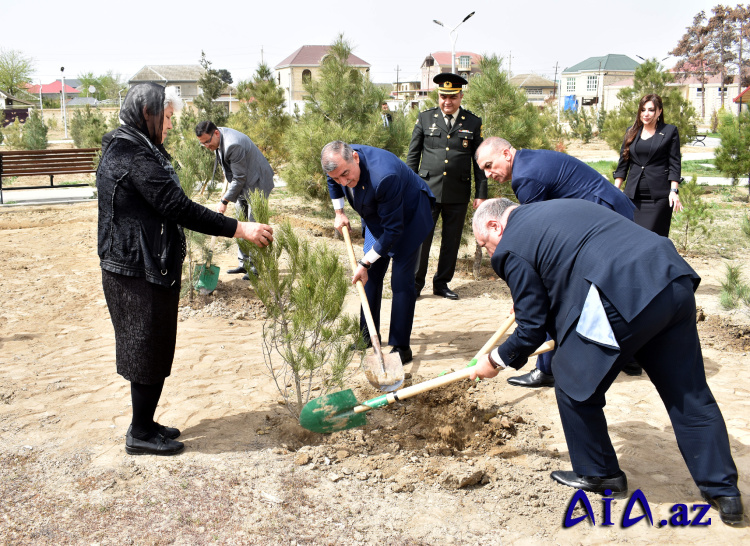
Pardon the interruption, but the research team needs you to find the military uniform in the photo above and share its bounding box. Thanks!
[406,104,487,295]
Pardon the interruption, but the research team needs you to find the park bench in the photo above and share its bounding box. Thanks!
[0,148,99,204]
[690,125,707,146]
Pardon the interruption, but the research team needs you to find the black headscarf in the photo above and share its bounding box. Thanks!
[119,83,165,146]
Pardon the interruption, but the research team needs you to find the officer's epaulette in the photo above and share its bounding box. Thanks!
[461,108,479,118]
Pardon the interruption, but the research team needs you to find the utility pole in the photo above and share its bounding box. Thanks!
[60,67,68,139]
[395,65,401,99]
[552,62,559,99]
[261,46,264,65]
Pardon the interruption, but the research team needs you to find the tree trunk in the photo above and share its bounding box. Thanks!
[473,242,483,279]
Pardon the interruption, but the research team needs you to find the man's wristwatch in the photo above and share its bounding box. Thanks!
[221,198,230,205]
[488,351,505,370]
[357,259,371,270]
[670,188,679,195]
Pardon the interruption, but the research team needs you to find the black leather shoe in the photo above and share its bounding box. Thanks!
[390,346,413,364]
[126,430,184,456]
[227,266,246,275]
[551,470,628,498]
[507,368,555,388]
[154,422,181,440]
[622,361,642,376]
[434,286,459,300]
[701,492,744,525]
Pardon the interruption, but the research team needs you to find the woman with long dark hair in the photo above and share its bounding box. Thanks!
[614,93,683,237]
[97,83,273,455]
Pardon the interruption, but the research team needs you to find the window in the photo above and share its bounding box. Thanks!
[302,69,312,83]
[586,75,598,92]
[566,78,575,93]
[174,86,181,96]
[696,87,704,95]
[458,56,471,70]
[526,88,542,96]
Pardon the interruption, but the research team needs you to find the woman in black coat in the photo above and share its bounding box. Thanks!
[614,93,683,237]
[97,83,273,456]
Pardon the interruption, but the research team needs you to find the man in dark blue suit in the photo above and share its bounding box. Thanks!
[475,136,637,388]
[470,198,743,526]
[322,141,435,364]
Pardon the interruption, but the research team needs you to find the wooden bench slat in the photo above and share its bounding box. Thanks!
[0,148,99,156]
[3,160,96,170]
[2,169,96,178]
[0,148,101,202]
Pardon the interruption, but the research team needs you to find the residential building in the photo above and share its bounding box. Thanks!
[419,51,482,92]
[26,81,81,102]
[734,86,750,114]
[602,74,746,124]
[561,54,639,111]
[274,45,370,114]
[391,80,421,104]
[128,65,239,113]
[510,74,557,107]
[1,89,34,126]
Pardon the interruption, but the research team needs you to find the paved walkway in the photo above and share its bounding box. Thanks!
[0,186,96,206]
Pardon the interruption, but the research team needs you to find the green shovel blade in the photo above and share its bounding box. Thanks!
[299,389,368,433]
[194,264,220,293]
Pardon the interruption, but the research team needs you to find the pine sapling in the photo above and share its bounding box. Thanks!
[240,191,361,418]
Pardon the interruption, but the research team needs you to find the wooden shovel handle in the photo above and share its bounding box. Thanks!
[355,340,555,413]
[472,311,515,361]
[341,226,384,358]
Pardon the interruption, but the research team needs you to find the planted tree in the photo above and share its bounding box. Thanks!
[70,105,109,148]
[670,176,713,252]
[1,117,23,149]
[719,262,750,310]
[22,109,47,150]
[600,59,698,152]
[165,108,222,300]
[282,35,393,202]
[715,110,750,198]
[564,107,595,143]
[232,62,290,172]
[241,191,361,418]
[194,51,228,127]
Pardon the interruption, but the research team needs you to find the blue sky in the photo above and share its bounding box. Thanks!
[1,0,720,85]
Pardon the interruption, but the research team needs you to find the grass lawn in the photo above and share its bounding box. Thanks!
[585,159,725,181]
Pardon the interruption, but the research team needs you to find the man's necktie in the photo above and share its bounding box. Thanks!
[445,114,453,131]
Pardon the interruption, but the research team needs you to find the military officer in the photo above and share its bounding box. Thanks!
[407,73,487,300]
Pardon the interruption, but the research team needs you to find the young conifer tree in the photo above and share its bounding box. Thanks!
[165,108,223,300]
[194,51,229,128]
[232,62,290,172]
[239,191,360,418]
[21,109,48,150]
[282,35,397,202]
[715,110,750,198]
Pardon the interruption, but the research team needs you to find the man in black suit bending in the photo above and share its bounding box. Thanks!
[470,198,743,526]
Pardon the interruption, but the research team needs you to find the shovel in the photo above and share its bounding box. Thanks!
[193,236,220,294]
[341,225,405,392]
[439,310,516,376]
[300,339,555,433]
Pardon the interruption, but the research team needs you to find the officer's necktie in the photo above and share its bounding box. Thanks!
[445,114,453,131]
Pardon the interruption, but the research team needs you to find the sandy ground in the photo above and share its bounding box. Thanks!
[1,191,749,545]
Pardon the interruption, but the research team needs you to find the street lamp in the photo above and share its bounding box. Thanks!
[60,66,68,139]
[433,11,475,74]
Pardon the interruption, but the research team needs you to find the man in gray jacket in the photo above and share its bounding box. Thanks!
[196,121,275,278]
